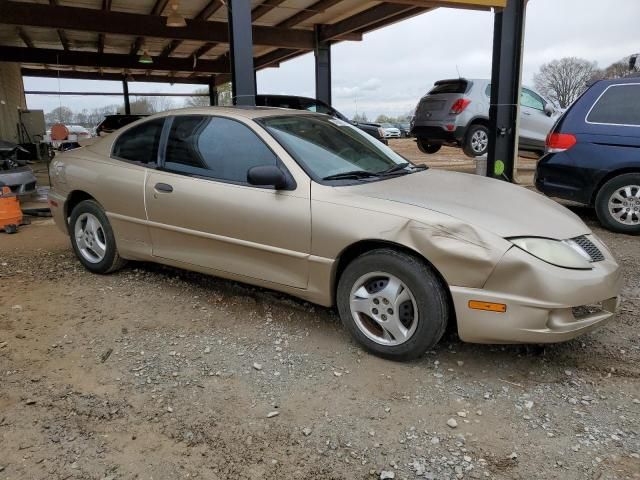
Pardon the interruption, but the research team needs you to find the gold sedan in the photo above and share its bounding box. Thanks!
[48,108,622,360]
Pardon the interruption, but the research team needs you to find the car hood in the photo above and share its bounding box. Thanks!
[345,169,590,239]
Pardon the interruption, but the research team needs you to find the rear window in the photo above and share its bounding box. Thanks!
[428,80,468,95]
[112,118,164,164]
[587,84,640,126]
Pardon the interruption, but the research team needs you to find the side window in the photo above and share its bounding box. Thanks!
[587,84,640,126]
[485,84,492,98]
[164,115,278,184]
[521,89,545,111]
[112,118,164,164]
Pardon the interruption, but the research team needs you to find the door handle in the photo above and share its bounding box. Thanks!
[154,182,173,193]
[523,111,531,116]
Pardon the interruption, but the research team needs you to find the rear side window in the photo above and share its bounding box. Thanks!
[429,80,468,95]
[521,88,545,111]
[587,84,640,126]
[164,115,278,184]
[112,117,164,164]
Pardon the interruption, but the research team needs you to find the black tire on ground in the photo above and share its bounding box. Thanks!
[594,173,640,235]
[416,139,442,155]
[336,249,449,361]
[69,199,127,273]
[462,124,489,158]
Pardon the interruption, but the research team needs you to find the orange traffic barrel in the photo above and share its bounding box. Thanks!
[0,186,22,234]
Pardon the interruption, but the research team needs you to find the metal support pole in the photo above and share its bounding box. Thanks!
[227,0,256,106]
[209,79,218,106]
[314,25,332,105]
[122,78,131,115]
[486,0,526,182]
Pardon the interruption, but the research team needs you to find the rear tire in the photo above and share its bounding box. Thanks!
[594,174,640,234]
[337,249,449,361]
[463,124,489,158]
[69,200,127,273]
[417,139,442,155]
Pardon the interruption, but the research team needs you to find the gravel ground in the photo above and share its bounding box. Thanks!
[0,144,638,480]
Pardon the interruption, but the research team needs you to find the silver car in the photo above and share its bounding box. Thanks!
[411,78,560,157]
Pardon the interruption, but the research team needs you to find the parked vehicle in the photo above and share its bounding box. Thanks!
[411,78,560,157]
[67,125,92,139]
[396,123,411,137]
[96,114,148,136]
[0,141,37,197]
[381,123,402,139]
[536,77,640,234]
[49,107,621,360]
[255,94,387,144]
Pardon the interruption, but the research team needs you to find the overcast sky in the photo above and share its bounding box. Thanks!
[24,0,639,119]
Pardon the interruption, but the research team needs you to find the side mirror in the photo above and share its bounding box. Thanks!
[247,165,288,189]
[544,103,555,117]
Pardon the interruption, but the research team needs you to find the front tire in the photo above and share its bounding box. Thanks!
[417,139,442,155]
[69,200,127,273]
[463,124,489,158]
[337,249,449,361]
[594,174,640,234]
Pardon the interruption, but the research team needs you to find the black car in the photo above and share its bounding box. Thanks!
[536,77,640,234]
[255,95,387,144]
[96,114,148,136]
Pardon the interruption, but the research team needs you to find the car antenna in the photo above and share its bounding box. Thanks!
[456,64,462,79]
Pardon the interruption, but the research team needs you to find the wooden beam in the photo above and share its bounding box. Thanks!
[130,0,171,55]
[17,27,34,48]
[97,0,112,55]
[0,1,315,50]
[383,0,504,8]
[318,3,417,41]
[252,0,287,21]
[21,68,213,84]
[3,46,230,73]
[160,0,224,58]
[277,0,342,28]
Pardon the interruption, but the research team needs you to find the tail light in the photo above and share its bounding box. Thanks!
[546,133,576,153]
[450,98,471,115]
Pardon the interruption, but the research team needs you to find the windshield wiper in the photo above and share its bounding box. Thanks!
[322,170,380,181]
[378,163,427,176]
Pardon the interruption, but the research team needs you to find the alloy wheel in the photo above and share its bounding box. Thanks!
[608,184,640,226]
[471,130,489,154]
[349,272,419,346]
[74,212,107,263]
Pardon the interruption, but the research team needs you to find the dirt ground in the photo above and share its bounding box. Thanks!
[0,140,638,480]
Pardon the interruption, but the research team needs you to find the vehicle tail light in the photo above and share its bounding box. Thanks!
[546,133,576,153]
[450,98,471,115]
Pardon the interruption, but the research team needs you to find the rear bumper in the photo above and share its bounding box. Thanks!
[452,242,622,344]
[47,190,69,235]
[411,124,466,144]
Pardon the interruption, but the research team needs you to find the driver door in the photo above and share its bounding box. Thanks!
[144,114,311,289]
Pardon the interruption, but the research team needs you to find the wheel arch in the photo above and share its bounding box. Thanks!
[65,190,97,224]
[590,168,640,206]
[332,239,456,328]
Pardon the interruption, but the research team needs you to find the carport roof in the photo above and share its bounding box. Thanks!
[0,0,506,85]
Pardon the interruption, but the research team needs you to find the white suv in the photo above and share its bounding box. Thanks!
[411,78,560,157]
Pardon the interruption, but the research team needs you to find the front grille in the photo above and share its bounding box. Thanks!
[571,235,605,262]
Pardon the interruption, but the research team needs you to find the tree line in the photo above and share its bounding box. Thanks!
[533,54,638,109]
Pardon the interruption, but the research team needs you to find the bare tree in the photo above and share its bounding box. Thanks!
[533,57,598,108]
[592,55,637,80]
[184,82,233,108]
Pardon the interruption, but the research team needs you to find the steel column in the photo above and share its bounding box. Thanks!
[227,0,256,106]
[209,79,218,106]
[122,78,131,115]
[486,0,526,182]
[314,25,332,105]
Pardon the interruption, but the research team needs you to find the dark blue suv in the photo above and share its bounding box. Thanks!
[536,77,640,234]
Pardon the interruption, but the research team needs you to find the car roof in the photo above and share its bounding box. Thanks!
[142,105,320,121]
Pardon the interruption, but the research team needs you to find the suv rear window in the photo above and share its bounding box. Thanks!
[587,84,640,126]
[428,80,468,95]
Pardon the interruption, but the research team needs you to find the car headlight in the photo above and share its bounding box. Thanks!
[510,237,593,270]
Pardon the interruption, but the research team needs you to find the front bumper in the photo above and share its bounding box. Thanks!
[452,239,622,344]
[48,190,69,235]
[0,167,37,197]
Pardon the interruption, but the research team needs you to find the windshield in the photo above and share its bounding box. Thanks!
[257,115,417,183]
